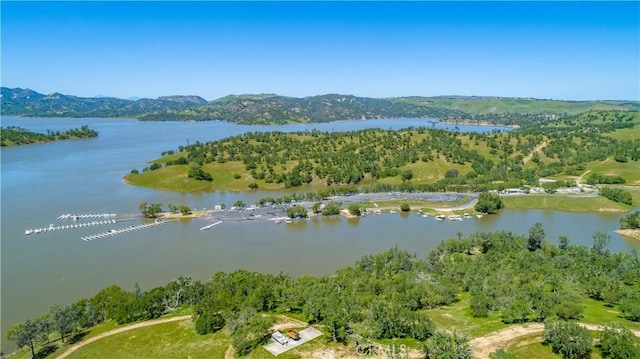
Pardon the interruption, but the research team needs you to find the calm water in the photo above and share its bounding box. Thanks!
[1,117,637,351]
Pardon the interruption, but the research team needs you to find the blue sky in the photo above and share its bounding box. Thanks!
[2,2,638,101]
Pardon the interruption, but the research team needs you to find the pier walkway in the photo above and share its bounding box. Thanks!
[58,213,117,220]
[81,219,176,242]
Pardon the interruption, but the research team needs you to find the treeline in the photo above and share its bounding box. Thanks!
[0,125,98,147]
[8,226,640,358]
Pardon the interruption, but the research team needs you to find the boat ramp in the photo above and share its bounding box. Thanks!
[81,219,176,242]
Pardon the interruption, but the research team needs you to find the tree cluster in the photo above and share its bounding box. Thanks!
[8,226,640,357]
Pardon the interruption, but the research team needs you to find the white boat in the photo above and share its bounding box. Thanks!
[476,214,484,218]
[25,229,33,235]
[463,213,471,218]
[435,215,445,221]
[448,215,463,221]
[284,219,293,223]
[421,214,429,218]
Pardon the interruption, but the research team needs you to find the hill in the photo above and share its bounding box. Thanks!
[2,87,637,125]
[125,110,640,193]
[0,87,207,118]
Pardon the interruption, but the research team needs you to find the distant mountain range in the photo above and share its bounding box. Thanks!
[2,87,638,124]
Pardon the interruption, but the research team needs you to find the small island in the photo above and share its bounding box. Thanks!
[0,125,98,147]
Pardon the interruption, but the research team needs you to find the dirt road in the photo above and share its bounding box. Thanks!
[470,323,640,359]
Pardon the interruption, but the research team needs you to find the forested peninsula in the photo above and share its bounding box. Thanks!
[0,125,98,147]
[125,111,639,204]
[7,226,640,359]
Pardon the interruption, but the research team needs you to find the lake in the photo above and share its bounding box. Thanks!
[1,116,638,351]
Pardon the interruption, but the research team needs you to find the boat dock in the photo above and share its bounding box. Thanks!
[199,221,223,230]
[25,220,117,235]
[58,213,117,220]
[81,219,175,242]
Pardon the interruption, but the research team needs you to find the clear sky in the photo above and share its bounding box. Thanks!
[1,1,638,101]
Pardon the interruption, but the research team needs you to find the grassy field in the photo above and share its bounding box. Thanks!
[604,125,640,141]
[394,97,631,115]
[501,195,631,213]
[586,159,640,186]
[67,319,229,359]
[425,293,508,338]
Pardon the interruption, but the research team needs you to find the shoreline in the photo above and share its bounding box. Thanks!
[615,229,640,240]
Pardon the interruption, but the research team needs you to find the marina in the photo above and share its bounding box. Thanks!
[25,220,117,235]
[81,219,176,242]
[57,213,117,220]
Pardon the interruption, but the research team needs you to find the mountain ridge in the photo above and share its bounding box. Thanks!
[2,87,637,124]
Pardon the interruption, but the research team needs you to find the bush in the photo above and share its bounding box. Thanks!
[347,204,362,216]
[322,201,341,216]
[600,187,632,205]
[474,191,504,214]
[188,166,213,181]
[543,321,591,359]
[400,203,411,212]
[195,312,225,335]
[598,322,640,358]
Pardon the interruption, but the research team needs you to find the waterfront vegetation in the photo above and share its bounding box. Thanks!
[125,111,639,209]
[0,125,98,147]
[7,226,640,358]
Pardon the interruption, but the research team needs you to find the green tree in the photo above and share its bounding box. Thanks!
[401,169,413,181]
[233,200,246,209]
[598,322,640,359]
[620,211,640,229]
[347,204,362,216]
[49,304,78,344]
[194,312,225,335]
[592,231,611,255]
[139,201,163,218]
[6,319,44,358]
[322,201,341,216]
[527,222,545,251]
[400,203,411,212]
[559,234,570,250]
[179,205,192,215]
[543,321,591,359]
[474,191,504,214]
[286,205,308,218]
[188,166,213,181]
[421,330,472,359]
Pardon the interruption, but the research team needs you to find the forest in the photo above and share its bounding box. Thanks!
[0,125,98,147]
[7,225,640,358]
[126,110,639,194]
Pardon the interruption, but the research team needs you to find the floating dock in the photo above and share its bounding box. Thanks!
[200,221,223,230]
[81,219,176,241]
[25,220,117,235]
[58,213,117,220]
